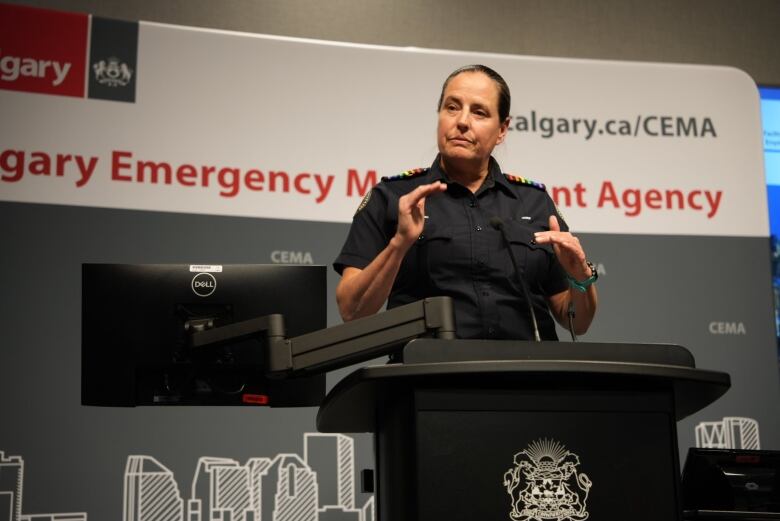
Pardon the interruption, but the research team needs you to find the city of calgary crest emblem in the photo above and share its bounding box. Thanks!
[503,438,592,521]
[93,57,133,87]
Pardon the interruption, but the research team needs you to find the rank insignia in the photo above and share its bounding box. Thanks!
[381,167,428,182]
[504,173,546,191]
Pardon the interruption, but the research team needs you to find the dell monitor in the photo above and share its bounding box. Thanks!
[82,264,326,407]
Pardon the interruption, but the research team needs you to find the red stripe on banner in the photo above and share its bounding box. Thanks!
[0,3,88,98]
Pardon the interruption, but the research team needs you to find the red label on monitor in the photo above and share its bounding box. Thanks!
[0,4,88,98]
[242,394,270,405]
[735,455,761,464]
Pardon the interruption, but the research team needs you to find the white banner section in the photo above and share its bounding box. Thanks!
[0,21,768,237]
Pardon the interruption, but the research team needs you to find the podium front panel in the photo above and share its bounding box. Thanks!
[412,388,682,521]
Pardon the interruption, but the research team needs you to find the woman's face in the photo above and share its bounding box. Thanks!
[437,71,509,168]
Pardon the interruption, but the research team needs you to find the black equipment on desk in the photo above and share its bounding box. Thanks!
[682,448,780,520]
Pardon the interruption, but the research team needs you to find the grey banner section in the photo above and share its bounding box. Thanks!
[1,201,778,518]
[0,202,371,519]
[563,232,779,452]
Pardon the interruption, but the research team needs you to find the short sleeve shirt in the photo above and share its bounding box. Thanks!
[334,155,570,341]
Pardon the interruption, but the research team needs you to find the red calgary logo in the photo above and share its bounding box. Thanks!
[0,4,88,97]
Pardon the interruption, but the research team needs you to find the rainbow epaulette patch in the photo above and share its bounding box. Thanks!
[504,173,546,190]
[381,167,428,181]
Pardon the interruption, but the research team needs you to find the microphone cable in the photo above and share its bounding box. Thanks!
[489,216,541,342]
[567,301,577,342]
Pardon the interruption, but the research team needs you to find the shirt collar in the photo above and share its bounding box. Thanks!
[428,156,449,183]
[430,155,518,199]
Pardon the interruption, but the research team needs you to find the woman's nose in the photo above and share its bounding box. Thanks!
[456,111,470,129]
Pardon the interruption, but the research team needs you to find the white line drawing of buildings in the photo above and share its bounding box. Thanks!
[695,416,761,449]
[3,431,370,521]
[359,498,373,521]
[20,515,88,521]
[144,432,373,521]
[272,454,318,521]
[190,455,288,521]
[0,451,87,521]
[0,452,23,521]
[303,433,360,520]
[124,456,184,521]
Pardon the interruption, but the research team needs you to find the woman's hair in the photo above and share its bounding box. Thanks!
[437,64,511,122]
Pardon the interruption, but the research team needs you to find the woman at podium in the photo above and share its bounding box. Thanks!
[333,64,598,341]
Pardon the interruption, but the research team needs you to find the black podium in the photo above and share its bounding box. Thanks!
[317,339,730,521]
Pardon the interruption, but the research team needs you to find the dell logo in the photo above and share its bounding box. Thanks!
[191,273,217,297]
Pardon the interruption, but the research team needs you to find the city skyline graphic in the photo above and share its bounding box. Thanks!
[0,451,87,521]
[695,416,761,450]
[1,433,373,521]
[125,433,372,521]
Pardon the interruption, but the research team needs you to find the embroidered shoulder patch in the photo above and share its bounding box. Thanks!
[504,173,546,191]
[381,167,428,182]
[554,203,567,226]
[354,189,372,215]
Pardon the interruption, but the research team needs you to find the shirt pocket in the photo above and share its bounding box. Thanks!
[417,223,468,288]
[501,219,555,287]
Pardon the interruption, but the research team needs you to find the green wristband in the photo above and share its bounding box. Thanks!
[567,261,598,292]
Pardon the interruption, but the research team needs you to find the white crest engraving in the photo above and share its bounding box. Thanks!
[93,57,133,87]
[503,439,591,521]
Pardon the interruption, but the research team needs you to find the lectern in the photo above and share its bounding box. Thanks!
[317,339,730,521]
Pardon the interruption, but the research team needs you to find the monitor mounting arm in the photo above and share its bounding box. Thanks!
[187,296,456,377]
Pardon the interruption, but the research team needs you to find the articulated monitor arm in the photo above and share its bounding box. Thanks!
[281,296,456,375]
[186,296,456,377]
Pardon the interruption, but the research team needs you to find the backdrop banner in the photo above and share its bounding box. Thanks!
[1,3,777,520]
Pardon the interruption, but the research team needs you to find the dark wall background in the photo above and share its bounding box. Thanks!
[8,0,780,85]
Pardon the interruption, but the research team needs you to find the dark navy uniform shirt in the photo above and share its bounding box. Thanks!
[334,155,569,341]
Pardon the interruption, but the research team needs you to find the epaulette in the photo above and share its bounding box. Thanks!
[504,173,546,191]
[381,167,428,182]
